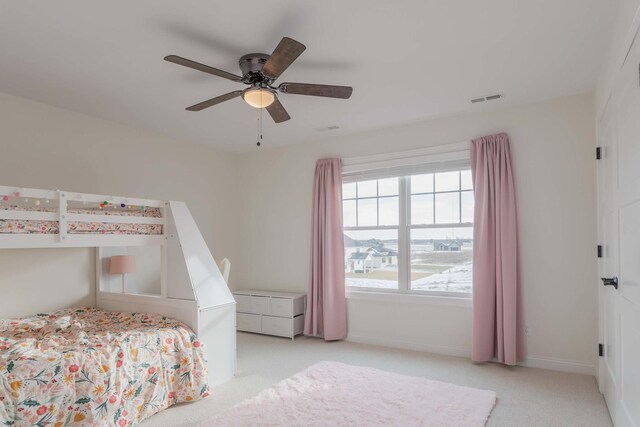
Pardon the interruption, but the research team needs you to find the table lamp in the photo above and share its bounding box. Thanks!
[110,255,136,293]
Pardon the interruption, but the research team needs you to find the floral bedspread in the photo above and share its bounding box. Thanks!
[0,308,209,426]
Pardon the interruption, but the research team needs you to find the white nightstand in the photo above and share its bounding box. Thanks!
[232,290,306,340]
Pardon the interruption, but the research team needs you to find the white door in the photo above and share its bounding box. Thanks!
[598,98,619,422]
[598,29,640,427]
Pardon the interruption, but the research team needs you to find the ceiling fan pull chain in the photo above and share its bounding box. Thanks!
[256,106,263,147]
[256,111,260,147]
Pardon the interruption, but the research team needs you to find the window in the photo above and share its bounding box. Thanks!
[343,168,473,296]
[343,178,400,289]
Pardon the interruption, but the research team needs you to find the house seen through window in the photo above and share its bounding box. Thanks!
[342,169,474,296]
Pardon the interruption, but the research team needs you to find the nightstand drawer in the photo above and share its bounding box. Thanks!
[235,294,252,313]
[261,315,292,337]
[270,297,292,317]
[251,296,271,314]
[237,313,261,332]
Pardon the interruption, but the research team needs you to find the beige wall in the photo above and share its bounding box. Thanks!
[235,93,598,372]
[0,89,599,373]
[0,91,239,317]
[0,248,95,317]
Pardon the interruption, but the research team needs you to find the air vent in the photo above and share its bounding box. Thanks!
[469,93,504,104]
[315,125,341,132]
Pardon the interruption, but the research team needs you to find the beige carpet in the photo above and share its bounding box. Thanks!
[142,332,611,427]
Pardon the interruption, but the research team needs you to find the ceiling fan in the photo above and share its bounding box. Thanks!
[164,37,353,123]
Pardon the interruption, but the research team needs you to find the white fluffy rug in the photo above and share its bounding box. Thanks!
[202,361,496,426]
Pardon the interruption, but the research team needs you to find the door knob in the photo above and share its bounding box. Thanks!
[601,277,618,290]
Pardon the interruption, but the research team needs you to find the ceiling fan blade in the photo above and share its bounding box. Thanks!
[266,97,291,123]
[278,82,353,99]
[164,55,243,82]
[262,37,306,80]
[186,90,243,111]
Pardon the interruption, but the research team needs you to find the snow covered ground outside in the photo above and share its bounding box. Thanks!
[346,263,472,293]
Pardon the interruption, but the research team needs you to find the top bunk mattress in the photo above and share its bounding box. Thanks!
[0,206,162,235]
[0,206,162,217]
[0,307,209,426]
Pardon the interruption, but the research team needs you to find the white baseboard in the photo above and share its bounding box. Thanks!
[346,333,596,376]
[521,356,596,376]
[347,333,471,359]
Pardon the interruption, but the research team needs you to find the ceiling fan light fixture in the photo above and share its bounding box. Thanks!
[242,87,275,108]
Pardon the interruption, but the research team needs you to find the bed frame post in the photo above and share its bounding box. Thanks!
[95,247,102,307]
[58,190,67,243]
[160,202,169,298]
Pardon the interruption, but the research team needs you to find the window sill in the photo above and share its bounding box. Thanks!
[345,289,472,307]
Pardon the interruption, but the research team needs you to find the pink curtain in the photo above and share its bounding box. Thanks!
[304,158,347,341]
[471,133,525,365]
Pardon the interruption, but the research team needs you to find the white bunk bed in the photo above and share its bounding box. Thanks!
[0,185,237,388]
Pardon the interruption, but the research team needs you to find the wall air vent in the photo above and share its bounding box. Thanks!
[469,93,504,104]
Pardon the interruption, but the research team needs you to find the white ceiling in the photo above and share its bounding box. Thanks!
[0,0,617,152]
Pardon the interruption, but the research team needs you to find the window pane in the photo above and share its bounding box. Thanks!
[357,180,377,198]
[343,199,357,227]
[345,229,399,290]
[378,196,399,226]
[411,194,434,225]
[435,192,460,224]
[357,198,377,226]
[460,170,473,190]
[378,177,399,196]
[343,182,356,199]
[435,171,460,192]
[411,174,433,194]
[410,227,473,293]
[461,191,474,223]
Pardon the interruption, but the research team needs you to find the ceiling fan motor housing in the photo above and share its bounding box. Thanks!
[239,53,271,83]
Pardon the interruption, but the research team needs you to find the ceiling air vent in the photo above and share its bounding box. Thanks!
[469,93,504,104]
[315,125,341,132]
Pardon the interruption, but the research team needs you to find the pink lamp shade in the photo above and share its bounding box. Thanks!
[110,255,137,274]
[110,255,136,294]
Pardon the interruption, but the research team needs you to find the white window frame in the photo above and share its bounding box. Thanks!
[342,142,472,300]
